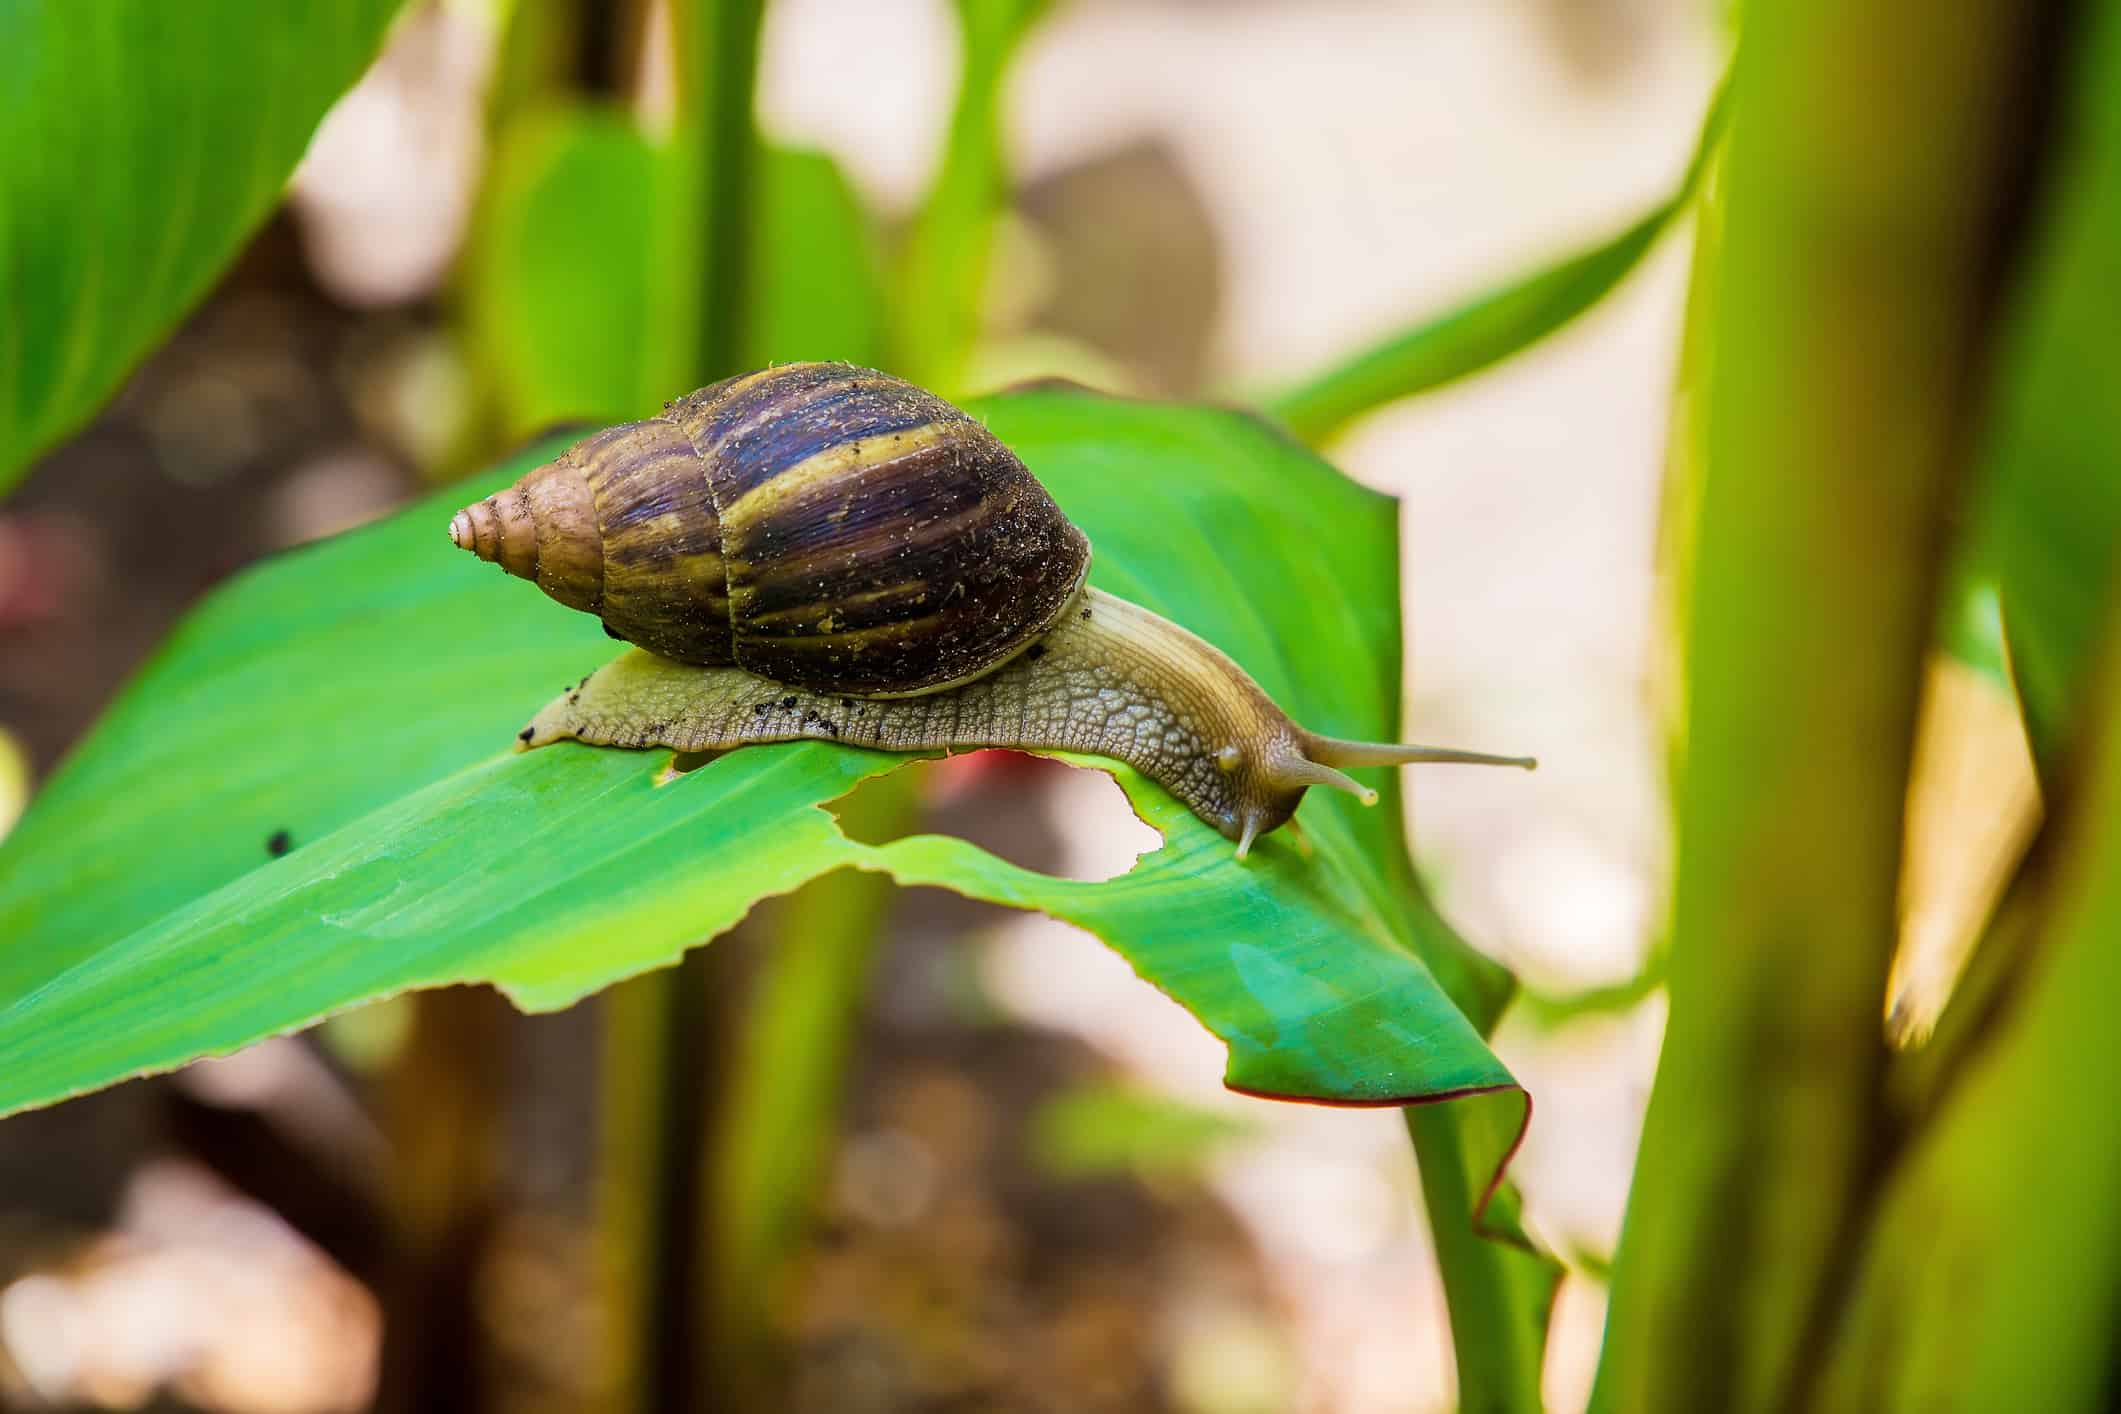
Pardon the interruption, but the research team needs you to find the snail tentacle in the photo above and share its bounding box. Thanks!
[1299,734,1538,772]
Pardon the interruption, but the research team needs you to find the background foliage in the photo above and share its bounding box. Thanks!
[7,0,2121,1410]
[0,0,406,495]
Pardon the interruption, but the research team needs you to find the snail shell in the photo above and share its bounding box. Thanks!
[453,364,1533,856]
[449,363,1089,697]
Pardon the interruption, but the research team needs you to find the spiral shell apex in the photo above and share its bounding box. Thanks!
[450,363,1093,698]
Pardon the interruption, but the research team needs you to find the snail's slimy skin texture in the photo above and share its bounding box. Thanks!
[528,589,1356,850]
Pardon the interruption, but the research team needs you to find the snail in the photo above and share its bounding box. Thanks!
[449,363,1532,856]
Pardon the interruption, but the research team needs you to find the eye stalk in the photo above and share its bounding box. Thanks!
[1300,734,1538,775]
[1224,732,1536,859]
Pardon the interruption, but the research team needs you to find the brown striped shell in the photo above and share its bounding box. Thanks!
[448,364,1093,698]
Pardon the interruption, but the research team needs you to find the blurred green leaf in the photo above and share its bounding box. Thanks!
[0,390,1519,1147]
[749,148,886,368]
[1957,1,2121,782]
[1263,76,1729,447]
[667,0,765,389]
[893,0,1051,393]
[1941,573,2011,689]
[465,110,883,436]
[1029,1084,1257,1181]
[466,105,680,434]
[0,0,405,494]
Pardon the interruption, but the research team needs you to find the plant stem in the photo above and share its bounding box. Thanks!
[1590,6,2059,1408]
[1403,1098,1554,1414]
[1358,509,1558,1404]
[1827,11,2121,1394]
[1816,616,2121,1410]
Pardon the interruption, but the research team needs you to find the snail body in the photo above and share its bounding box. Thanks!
[454,364,1531,856]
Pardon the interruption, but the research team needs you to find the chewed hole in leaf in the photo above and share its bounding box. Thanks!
[829,750,1162,882]
[657,749,721,783]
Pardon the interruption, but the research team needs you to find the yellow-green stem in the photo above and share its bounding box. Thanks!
[1591,5,2060,1408]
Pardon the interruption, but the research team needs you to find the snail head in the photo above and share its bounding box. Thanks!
[1219,728,1536,859]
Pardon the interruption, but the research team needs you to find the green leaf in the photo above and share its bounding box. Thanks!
[1264,75,1729,447]
[464,109,883,436]
[892,0,1052,393]
[0,390,1518,1142]
[0,0,406,494]
[1957,0,2121,779]
[667,0,765,386]
[465,105,682,436]
[1028,1084,1257,1180]
[1940,571,2010,689]
[748,148,886,369]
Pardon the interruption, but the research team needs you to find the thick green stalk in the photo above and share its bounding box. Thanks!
[893,0,1049,393]
[1649,94,1726,779]
[1815,610,2121,1410]
[1590,6,2057,1411]
[1264,77,1729,448]
[1823,9,2121,1399]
